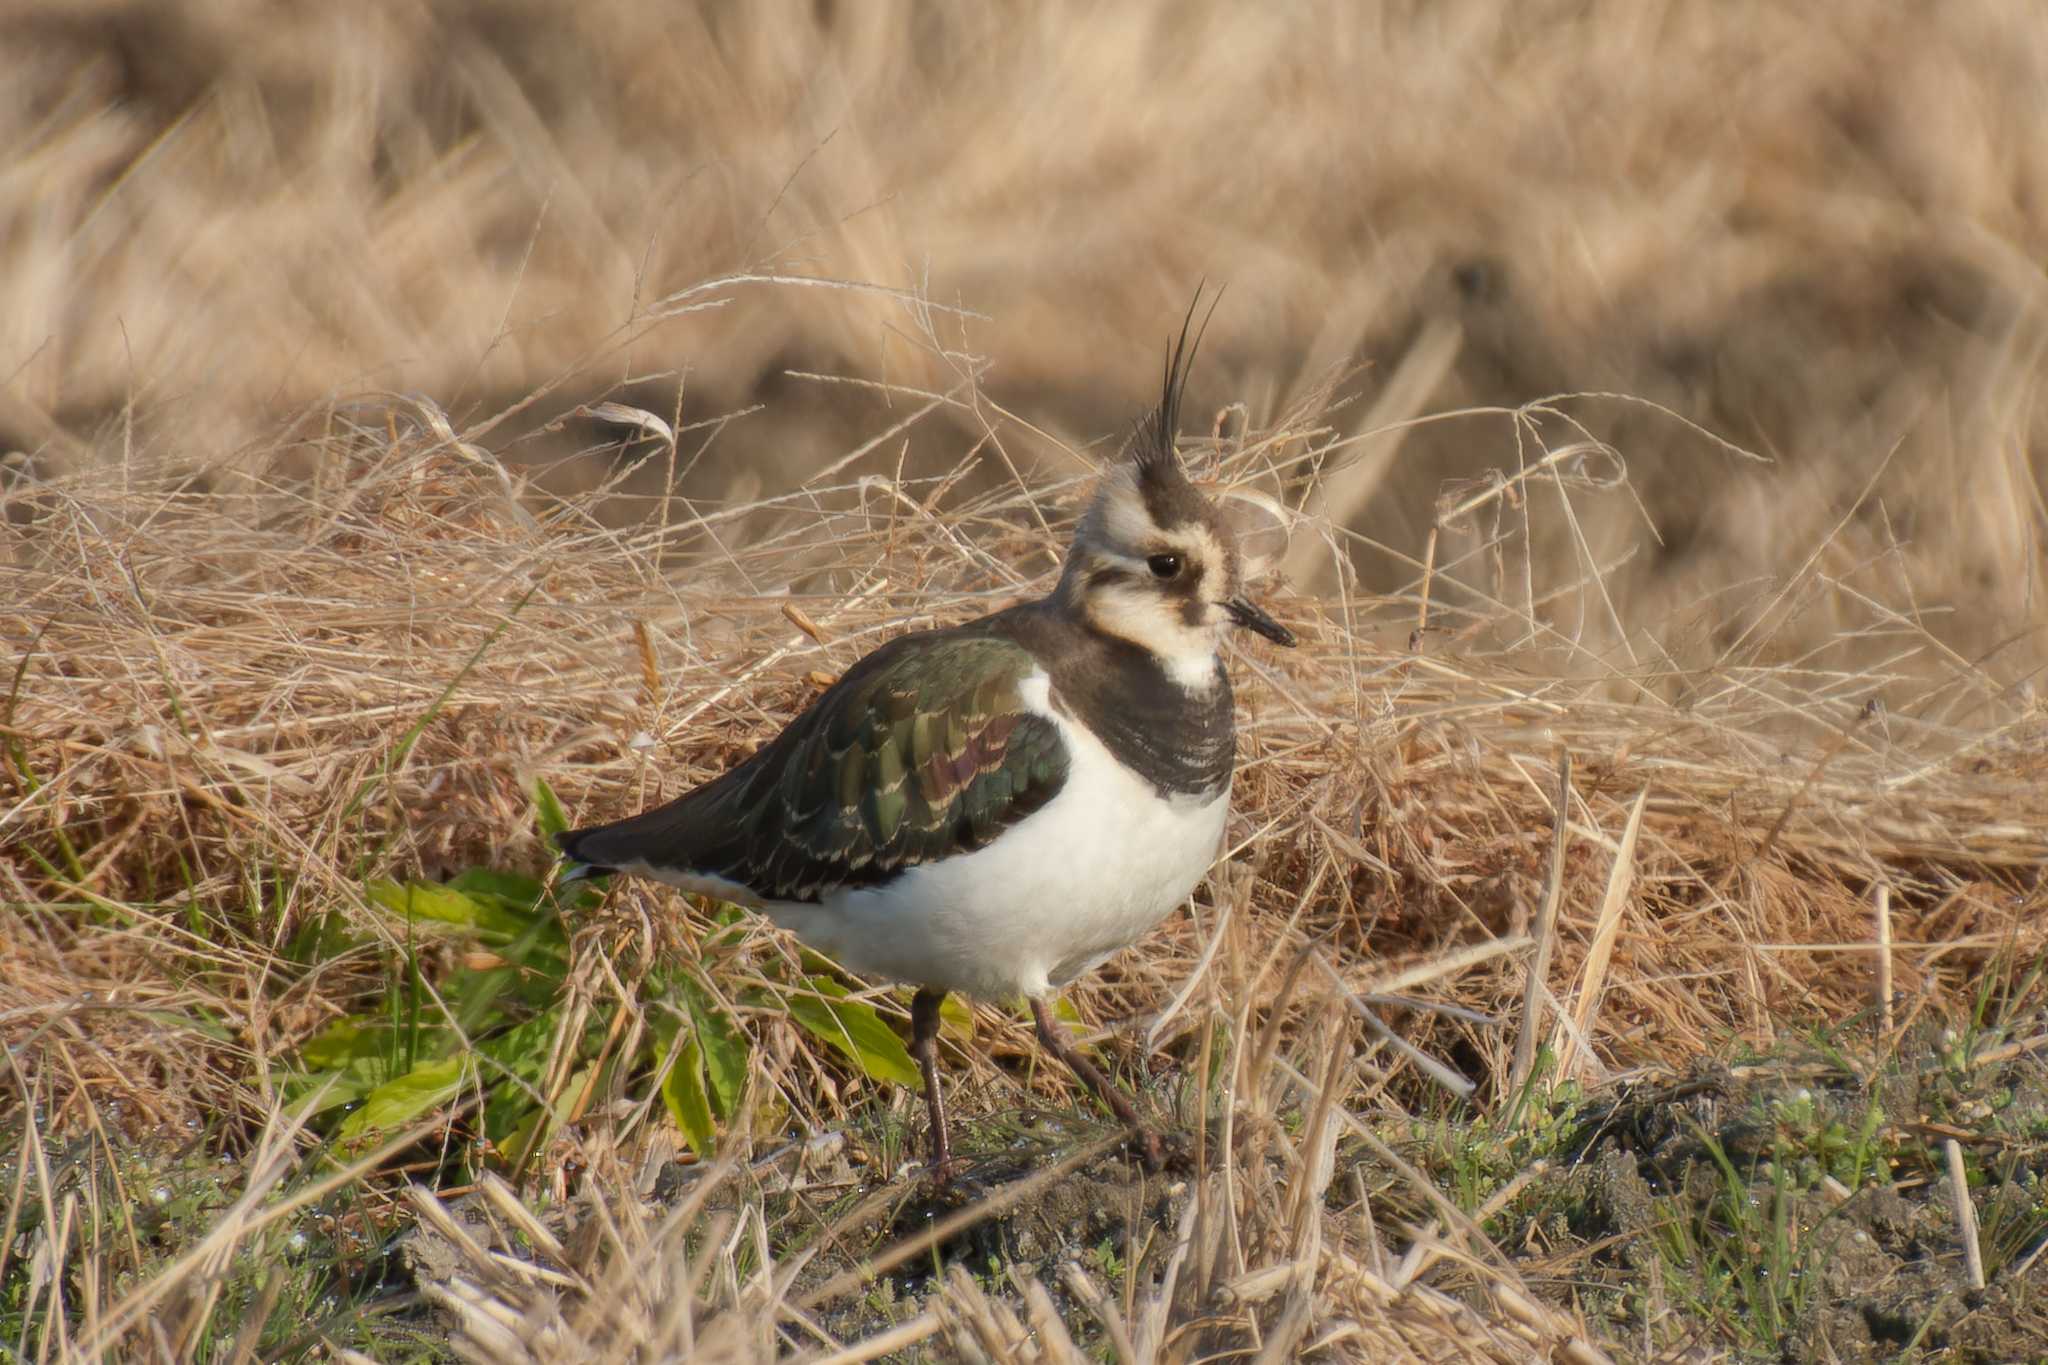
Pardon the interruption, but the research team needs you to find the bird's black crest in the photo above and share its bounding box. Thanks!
[1133,284,1223,481]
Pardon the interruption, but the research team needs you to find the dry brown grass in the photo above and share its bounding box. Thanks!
[6,2,2048,674]
[7,2,2048,1358]
[5,291,2047,1355]
[9,322,2041,1125]
[404,1016,1613,1365]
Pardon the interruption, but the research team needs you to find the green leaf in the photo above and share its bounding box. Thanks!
[283,1068,375,1117]
[366,879,532,939]
[287,910,360,964]
[553,876,609,913]
[475,1011,562,1082]
[287,1014,467,1122]
[692,902,751,954]
[475,1014,575,1143]
[441,873,572,963]
[679,977,748,1116]
[339,1053,470,1138]
[940,993,976,1043]
[786,977,920,1089]
[796,947,842,977]
[497,1107,546,1170]
[448,867,545,908]
[532,776,571,841]
[299,1018,392,1069]
[663,1033,717,1157]
[553,1066,596,1126]
[441,965,525,1033]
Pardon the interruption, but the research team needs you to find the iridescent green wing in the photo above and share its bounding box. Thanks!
[693,630,1070,901]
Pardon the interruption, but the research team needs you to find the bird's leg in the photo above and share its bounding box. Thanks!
[1029,997,1166,1171]
[910,987,954,1182]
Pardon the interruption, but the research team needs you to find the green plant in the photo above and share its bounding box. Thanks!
[1409,1060,1588,1230]
[1764,1087,1888,1192]
[281,777,919,1171]
[1086,1235,1125,1281]
[0,1127,439,1362]
[1648,1127,1822,1352]
[1972,1159,2048,1281]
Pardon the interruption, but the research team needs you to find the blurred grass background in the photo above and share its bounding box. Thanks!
[6,0,2046,684]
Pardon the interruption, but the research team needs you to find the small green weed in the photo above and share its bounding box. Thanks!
[1405,1052,1589,1232]
[282,777,919,1174]
[1650,1123,1823,1352]
[0,1132,438,1361]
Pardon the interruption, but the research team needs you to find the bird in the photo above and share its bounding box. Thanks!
[556,303,1296,1178]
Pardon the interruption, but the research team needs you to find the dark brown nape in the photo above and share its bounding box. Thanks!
[1136,461,1218,534]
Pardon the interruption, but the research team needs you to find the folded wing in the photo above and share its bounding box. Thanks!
[557,630,1070,903]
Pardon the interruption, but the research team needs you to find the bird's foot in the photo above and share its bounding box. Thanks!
[1134,1125,1168,1172]
[924,1152,960,1190]
[1129,1124,1200,1175]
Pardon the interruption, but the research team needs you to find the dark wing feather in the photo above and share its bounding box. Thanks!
[557,629,1069,902]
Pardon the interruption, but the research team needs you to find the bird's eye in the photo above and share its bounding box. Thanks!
[1147,553,1183,580]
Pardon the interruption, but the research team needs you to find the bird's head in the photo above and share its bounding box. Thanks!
[1057,301,1296,689]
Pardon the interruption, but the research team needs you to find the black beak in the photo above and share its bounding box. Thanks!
[1224,597,1297,647]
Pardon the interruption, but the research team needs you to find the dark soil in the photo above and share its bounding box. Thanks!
[198,1030,2048,1361]
[1484,1043,2048,1363]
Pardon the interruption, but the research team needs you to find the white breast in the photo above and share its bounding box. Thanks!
[761,670,1230,1000]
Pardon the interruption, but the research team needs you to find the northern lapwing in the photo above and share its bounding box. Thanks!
[559,304,1295,1177]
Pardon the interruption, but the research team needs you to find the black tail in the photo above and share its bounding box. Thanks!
[553,827,617,879]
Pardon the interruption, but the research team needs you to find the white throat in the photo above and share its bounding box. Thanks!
[1082,584,1224,692]
[1159,648,1223,692]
